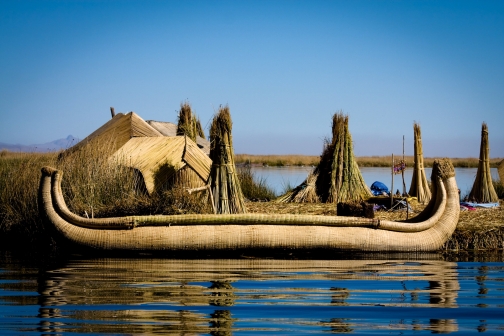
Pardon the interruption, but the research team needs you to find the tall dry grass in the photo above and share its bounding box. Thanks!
[237,164,277,201]
[0,143,213,248]
[0,150,58,242]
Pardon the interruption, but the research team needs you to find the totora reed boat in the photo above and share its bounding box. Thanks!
[39,159,460,252]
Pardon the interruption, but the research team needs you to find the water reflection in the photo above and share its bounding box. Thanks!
[28,259,464,334]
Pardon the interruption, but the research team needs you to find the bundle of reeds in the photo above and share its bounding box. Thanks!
[408,123,431,204]
[195,116,205,140]
[468,123,499,203]
[208,105,247,214]
[275,170,319,203]
[176,102,205,142]
[316,112,372,203]
[277,112,370,204]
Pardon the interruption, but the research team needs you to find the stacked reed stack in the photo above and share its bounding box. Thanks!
[176,102,205,142]
[208,105,247,214]
[468,123,499,203]
[315,112,372,203]
[408,123,431,204]
[278,112,371,203]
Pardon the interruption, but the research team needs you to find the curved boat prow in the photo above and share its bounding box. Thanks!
[39,159,460,252]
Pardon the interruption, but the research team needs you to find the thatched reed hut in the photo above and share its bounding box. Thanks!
[279,112,371,204]
[468,123,499,203]
[408,123,431,204]
[61,111,164,159]
[147,120,209,154]
[110,136,211,195]
[61,111,211,195]
[208,105,247,214]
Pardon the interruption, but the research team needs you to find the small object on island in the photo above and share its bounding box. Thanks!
[337,201,374,218]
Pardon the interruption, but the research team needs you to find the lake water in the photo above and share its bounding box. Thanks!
[252,166,500,197]
[2,252,504,335]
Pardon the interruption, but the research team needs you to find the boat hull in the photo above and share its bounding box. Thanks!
[39,160,460,252]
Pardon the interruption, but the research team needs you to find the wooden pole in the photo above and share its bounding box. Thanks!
[110,107,115,118]
[391,153,394,209]
[402,135,409,219]
[402,135,406,196]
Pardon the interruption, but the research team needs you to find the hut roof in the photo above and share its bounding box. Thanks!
[147,120,210,155]
[109,136,212,194]
[64,112,163,157]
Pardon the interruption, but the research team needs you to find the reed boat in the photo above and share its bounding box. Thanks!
[39,159,460,252]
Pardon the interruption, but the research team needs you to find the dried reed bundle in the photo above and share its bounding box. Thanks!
[468,123,499,203]
[408,123,432,204]
[176,102,202,142]
[208,105,247,214]
[315,112,372,203]
[276,170,320,203]
[195,116,206,139]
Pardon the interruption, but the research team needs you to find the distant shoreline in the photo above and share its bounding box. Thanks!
[1,150,502,169]
[235,154,503,168]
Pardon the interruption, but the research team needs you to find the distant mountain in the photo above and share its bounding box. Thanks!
[0,135,80,153]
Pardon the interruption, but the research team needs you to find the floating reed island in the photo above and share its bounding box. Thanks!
[39,105,464,253]
[2,104,503,252]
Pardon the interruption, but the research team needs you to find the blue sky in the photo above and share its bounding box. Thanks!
[1,0,503,157]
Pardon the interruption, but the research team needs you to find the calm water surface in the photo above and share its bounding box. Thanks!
[253,166,500,196]
[1,253,504,335]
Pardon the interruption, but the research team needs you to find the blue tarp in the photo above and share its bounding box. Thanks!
[460,202,500,208]
[371,181,389,196]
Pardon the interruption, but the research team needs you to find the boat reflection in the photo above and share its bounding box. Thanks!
[33,259,460,334]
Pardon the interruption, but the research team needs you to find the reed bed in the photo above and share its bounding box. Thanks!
[235,154,503,168]
[235,154,319,167]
